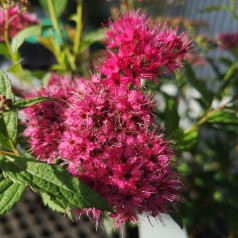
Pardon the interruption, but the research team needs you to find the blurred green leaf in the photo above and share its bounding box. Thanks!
[224,62,238,81]
[78,29,106,54]
[200,5,230,13]
[206,110,238,124]
[174,128,199,152]
[39,0,67,17]
[0,43,10,59]
[185,64,213,105]
[11,26,44,54]
[164,93,179,135]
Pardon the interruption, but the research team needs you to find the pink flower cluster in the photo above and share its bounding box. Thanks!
[99,11,191,87]
[23,11,189,225]
[0,4,39,40]
[24,74,180,225]
[217,32,238,50]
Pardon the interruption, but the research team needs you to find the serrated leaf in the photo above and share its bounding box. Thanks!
[41,193,73,220]
[2,156,113,213]
[3,112,18,145]
[0,71,18,145]
[11,97,56,111]
[11,26,44,54]
[0,175,26,215]
[206,110,238,124]
[39,0,67,17]
[0,71,14,99]
[0,117,15,151]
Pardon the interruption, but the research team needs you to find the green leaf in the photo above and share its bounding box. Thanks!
[41,193,73,220]
[0,71,14,99]
[170,212,184,229]
[39,0,68,17]
[200,5,230,13]
[3,112,18,145]
[0,43,10,59]
[0,117,15,151]
[224,62,238,81]
[0,71,18,145]
[173,128,199,152]
[0,174,26,215]
[11,26,44,54]
[2,156,113,213]
[164,93,179,135]
[185,64,213,105]
[206,110,238,124]
[78,29,106,54]
[11,97,56,111]
[7,60,23,74]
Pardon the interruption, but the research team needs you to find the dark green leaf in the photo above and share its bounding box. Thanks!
[41,193,73,220]
[2,156,113,213]
[0,117,15,151]
[0,71,18,145]
[0,174,26,215]
[170,212,184,229]
[185,64,213,105]
[164,93,179,135]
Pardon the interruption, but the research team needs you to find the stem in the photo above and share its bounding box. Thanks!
[4,7,17,64]
[3,4,24,82]
[47,0,64,43]
[73,0,83,54]
[119,223,126,238]
[0,149,19,156]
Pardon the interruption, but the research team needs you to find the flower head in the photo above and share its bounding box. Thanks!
[217,32,238,50]
[23,74,180,226]
[98,11,191,87]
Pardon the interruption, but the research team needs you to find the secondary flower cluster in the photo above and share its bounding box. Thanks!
[217,32,238,50]
[0,4,39,40]
[23,11,190,225]
[98,11,191,87]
